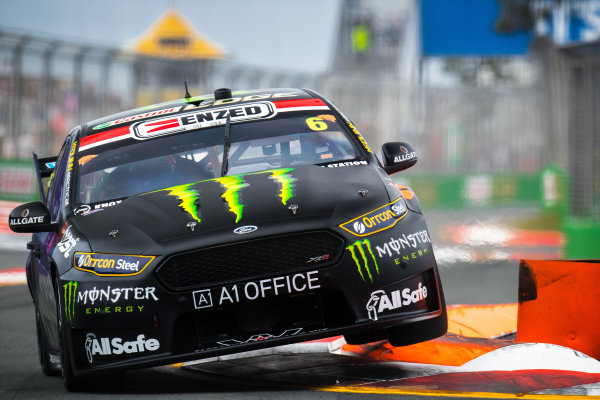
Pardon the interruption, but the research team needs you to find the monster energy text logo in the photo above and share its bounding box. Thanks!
[63,281,78,324]
[346,239,379,282]
[155,168,296,224]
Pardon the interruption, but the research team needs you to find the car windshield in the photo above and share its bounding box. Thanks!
[76,111,362,204]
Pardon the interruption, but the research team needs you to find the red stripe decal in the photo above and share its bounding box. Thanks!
[144,118,178,127]
[81,125,130,148]
[273,98,327,109]
[145,118,180,133]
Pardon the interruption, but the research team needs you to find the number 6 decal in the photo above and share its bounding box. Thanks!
[306,117,328,131]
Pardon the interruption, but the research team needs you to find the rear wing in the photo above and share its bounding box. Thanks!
[33,152,57,204]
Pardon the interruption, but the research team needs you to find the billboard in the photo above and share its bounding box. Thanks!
[421,0,532,56]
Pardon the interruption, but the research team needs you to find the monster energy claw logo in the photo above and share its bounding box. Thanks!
[156,168,296,224]
[63,281,78,324]
[163,183,202,223]
[268,168,296,205]
[215,175,249,223]
[346,239,379,282]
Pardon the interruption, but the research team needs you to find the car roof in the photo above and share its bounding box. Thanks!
[83,87,318,138]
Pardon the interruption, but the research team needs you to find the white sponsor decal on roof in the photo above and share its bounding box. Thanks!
[79,98,329,152]
[131,102,277,140]
[92,107,182,130]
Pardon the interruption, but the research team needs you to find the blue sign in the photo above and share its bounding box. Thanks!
[421,0,532,56]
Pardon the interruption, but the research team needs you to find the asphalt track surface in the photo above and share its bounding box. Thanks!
[0,208,542,399]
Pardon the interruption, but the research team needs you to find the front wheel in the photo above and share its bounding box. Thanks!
[55,274,125,391]
[55,274,92,391]
[387,309,448,347]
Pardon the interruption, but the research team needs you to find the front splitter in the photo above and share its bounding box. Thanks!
[182,304,600,398]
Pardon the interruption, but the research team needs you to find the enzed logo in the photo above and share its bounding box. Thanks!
[346,239,379,283]
[132,102,275,140]
[63,281,78,324]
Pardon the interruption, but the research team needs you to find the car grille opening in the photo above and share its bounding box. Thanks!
[155,231,344,291]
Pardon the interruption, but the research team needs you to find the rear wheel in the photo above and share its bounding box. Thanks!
[35,308,60,376]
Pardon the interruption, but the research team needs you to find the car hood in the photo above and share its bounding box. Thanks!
[74,164,391,255]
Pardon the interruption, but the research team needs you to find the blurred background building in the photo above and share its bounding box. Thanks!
[0,0,599,256]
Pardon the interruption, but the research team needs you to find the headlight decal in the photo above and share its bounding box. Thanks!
[74,252,155,276]
[339,196,408,237]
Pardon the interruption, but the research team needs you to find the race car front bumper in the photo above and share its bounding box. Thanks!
[58,209,446,374]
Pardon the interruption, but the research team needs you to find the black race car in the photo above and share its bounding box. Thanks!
[9,87,446,391]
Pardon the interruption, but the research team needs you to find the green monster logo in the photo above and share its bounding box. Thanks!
[161,183,202,223]
[63,281,78,324]
[215,175,250,223]
[346,239,379,282]
[156,168,296,224]
[268,168,296,205]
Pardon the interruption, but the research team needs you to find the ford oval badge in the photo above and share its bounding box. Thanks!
[233,225,257,234]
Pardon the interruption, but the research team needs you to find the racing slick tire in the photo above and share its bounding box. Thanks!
[344,329,388,345]
[36,307,60,376]
[387,308,448,347]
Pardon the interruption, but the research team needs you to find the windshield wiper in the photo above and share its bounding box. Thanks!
[220,113,232,177]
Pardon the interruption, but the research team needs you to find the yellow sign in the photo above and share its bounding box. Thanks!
[134,9,225,60]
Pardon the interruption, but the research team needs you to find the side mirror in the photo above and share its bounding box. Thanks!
[381,142,418,174]
[8,201,58,233]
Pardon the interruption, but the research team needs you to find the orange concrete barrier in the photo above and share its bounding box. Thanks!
[517,259,600,359]
[447,303,517,338]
